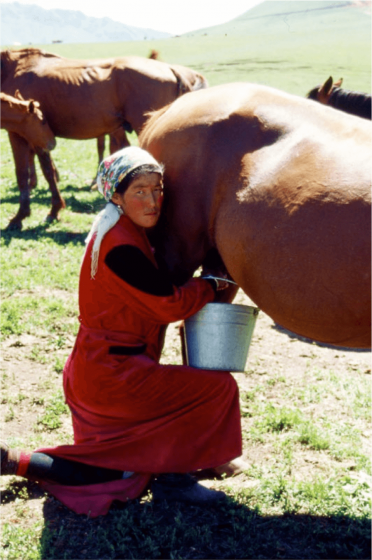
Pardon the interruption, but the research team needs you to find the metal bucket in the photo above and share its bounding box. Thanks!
[184,303,259,372]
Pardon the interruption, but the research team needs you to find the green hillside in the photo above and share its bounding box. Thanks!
[237,0,346,17]
[192,0,370,36]
[3,0,370,97]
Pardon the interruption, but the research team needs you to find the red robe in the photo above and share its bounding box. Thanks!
[38,215,242,516]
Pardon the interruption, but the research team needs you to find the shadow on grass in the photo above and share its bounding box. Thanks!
[40,492,371,560]
[1,224,87,247]
[2,479,370,559]
[2,183,104,225]
[271,323,370,353]
[1,479,45,505]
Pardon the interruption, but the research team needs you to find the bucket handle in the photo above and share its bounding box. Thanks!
[201,275,238,286]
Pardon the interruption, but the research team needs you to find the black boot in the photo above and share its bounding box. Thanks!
[1,442,20,475]
[151,473,226,504]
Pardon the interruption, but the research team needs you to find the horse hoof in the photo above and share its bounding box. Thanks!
[5,221,22,231]
[45,215,58,224]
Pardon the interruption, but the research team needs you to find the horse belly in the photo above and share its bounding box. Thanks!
[3,74,121,139]
[216,166,371,348]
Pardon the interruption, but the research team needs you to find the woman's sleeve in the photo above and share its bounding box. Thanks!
[104,244,215,324]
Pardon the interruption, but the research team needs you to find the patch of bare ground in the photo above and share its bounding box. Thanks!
[9,288,76,302]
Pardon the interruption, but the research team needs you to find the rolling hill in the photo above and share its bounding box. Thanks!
[186,0,371,37]
[0,2,171,46]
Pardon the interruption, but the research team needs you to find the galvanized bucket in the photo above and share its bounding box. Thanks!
[184,302,259,372]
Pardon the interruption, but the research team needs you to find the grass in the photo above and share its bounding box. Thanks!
[1,14,371,559]
[36,391,69,432]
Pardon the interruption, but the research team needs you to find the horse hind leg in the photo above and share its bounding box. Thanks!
[109,128,130,153]
[35,149,65,223]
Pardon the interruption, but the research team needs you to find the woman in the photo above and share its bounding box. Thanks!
[1,147,244,517]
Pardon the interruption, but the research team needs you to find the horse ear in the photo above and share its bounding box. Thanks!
[334,78,343,88]
[28,100,40,113]
[321,76,334,96]
[317,76,333,103]
[15,89,24,101]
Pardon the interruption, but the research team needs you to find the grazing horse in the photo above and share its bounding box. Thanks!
[1,91,55,151]
[140,82,371,349]
[95,51,162,164]
[307,76,371,120]
[1,47,207,229]
[1,91,62,225]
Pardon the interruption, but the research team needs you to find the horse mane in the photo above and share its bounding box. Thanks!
[0,92,10,103]
[1,47,62,77]
[144,104,172,125]
[329,87,372,120]
[2,47,61,60]
[0,91,25,110]
[0,48,18,70]
[139,104,172,142]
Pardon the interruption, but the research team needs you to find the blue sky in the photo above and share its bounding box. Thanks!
[0,0,265,34]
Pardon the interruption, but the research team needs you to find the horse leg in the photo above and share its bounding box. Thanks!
[109,128,130,154]
[28,148,60,189]
[35,148,65,222]
[6,132,32,230]
[97,135,105,165]
[28,150,38,190]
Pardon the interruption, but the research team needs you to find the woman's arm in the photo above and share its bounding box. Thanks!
[104,244,216,324]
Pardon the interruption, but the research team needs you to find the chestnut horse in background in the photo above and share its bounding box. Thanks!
[140,82,371,349]
[95,50,162,164]
[1,91,62,225]
[307,76,371,120]
[1,91,55,151]
[1,48,207,229]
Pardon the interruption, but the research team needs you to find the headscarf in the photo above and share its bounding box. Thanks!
[85,146,163,278]
[96,146,162,202]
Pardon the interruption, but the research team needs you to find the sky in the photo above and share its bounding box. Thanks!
[0,0,265,34]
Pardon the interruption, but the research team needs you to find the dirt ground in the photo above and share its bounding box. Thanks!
[1,290,371,520]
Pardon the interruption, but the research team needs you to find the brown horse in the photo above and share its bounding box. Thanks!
[140,82,371,349]
[1,48,207,229]
[1,91,56,151]
[1,91,62,225]
[95,50,162,164]
[307,76,371,120]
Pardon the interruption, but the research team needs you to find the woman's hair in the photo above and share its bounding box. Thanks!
[115,164,164,195]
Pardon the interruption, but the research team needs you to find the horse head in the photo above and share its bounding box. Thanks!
[306,76,343,103]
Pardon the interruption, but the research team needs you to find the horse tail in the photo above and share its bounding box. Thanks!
[169,66,208,97]
[192,73,209,91]
[169,66,193,96]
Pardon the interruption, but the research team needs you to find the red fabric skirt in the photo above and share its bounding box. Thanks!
[37,353,242,516]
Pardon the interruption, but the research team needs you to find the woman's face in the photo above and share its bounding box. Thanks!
[112,172,163,228]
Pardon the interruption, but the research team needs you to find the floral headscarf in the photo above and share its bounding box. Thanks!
[97,146,163,201]
[86,146,163,278]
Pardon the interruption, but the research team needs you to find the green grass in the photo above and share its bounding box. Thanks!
[36,390,69,432]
